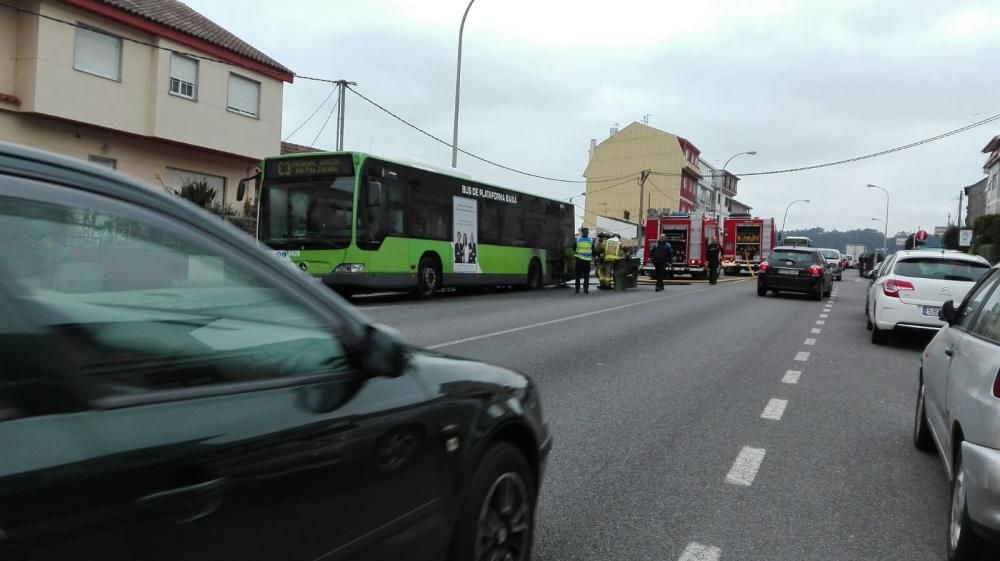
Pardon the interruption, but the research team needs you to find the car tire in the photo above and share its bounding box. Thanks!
[913,380,934,452]
[813,288,823,301]
[866,317,873,331]
[823,284,832,298]
[871,314,889,345]
[835,275,842,281]
[947,449,993,560]
[757,286,767,297]
[450,442,536,561]
[416,257,440,299]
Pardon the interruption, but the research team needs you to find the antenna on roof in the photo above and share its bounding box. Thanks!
[642,114,653,126]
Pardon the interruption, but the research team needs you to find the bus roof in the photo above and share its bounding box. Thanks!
[264,150,570,206]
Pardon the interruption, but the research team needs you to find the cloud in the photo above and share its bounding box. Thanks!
[187,0,1000,232]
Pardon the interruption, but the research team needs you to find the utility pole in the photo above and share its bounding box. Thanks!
[334,80,356,151]
[958,190,964,228]
[637,169,651,239]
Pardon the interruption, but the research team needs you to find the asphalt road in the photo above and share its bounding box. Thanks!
[356,270,950,561]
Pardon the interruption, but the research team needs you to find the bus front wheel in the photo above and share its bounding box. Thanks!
[416,257,440,299]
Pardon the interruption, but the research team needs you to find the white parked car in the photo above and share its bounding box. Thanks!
[867,250,992,344]
[914,263,1000,560]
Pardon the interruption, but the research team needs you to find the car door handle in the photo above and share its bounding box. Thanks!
[944,348,954,357]
[136,477,227,524]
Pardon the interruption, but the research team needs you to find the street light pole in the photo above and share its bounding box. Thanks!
[867,184,889,264]
[451,0,476,168]
[780,199,810,238]
[722,150,757,171]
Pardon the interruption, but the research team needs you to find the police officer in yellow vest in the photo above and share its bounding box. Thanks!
[574,227,593,294]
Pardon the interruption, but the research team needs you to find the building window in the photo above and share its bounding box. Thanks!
[228,74,260,118]
[74,26,122,81]
[165,167,227,207]
[88,155,117,169]
[169,54,198,99]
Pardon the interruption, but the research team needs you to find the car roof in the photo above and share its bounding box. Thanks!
[891,249,990,264]
[816,248,840,253]
[771,246,816,252]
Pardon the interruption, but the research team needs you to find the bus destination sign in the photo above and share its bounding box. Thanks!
[267,156,353,179]
[461,184,518,205]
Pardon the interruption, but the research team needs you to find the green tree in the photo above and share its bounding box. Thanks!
[178,179,216,208]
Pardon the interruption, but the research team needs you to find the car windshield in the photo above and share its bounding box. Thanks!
[819,250,840,260]
[893,257,990,282]
[259,177,356,250]
[767,250,814,266]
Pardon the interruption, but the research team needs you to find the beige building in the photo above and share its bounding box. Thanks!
[583,122,714,230]
[0,0,292,213]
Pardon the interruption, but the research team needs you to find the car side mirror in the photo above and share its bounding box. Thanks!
[236,179,247,202]
[361,323,408,378]
[366,181,384,208]
[939,300,957,324]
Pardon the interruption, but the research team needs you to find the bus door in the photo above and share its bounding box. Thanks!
[358,165,409,278]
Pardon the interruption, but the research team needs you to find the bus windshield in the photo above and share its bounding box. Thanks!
[259,176,355,250]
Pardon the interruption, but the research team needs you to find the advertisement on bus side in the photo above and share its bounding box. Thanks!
[453,196,480,273]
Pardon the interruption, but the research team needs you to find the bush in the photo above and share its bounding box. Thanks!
[943,225,961,251]
[972,215,1000,263]
[178,179,216,208]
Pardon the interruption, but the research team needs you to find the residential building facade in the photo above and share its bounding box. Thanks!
[983,135,1000,214]
[0,0,292,212]
[582,122,703,229]
[696,157,740,219]
[964,178,987,227]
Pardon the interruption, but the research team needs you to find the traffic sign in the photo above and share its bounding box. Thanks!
[915,230,928,242]
[895,237,906,246]
[934,226,948,237]
[960,229,973,247]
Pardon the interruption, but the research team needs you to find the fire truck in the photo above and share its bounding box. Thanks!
[641,210,720,279]
[721,214,776,274]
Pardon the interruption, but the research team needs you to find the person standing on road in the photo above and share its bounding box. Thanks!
[574,227,593,294]
[706,234,722,285]
[649,234,672,292]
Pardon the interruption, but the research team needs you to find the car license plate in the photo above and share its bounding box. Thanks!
[779,268,798,275]
[922,306,941,317]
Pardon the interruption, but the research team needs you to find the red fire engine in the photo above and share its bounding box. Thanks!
[641,211,720,279]
[721,214,777,274]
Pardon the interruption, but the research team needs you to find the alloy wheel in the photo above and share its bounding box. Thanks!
[476,472,531,561]
[950,466,966,551]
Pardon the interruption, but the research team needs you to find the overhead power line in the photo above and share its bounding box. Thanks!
[310,96,340,147]
[283,86,337,142]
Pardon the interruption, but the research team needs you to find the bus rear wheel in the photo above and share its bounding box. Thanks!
[416,257,440,299]
[526,260,543,290]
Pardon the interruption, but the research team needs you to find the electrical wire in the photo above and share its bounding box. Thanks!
[310,96,340,147]
[347,85,642,185]
[283,86,336,142]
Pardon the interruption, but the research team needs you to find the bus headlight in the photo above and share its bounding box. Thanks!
[334,263,365,273]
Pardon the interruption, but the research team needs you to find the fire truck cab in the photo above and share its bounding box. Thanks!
[641,210,720,279]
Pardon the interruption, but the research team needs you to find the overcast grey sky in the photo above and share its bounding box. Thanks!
[190,0,1000,233]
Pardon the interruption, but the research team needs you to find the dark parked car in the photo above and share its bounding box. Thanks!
[757,246,833,300]
[0,142,550,561]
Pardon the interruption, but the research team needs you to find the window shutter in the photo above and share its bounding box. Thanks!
[228,74,260,117]
[171,54,197,84]
[74,27,122,80]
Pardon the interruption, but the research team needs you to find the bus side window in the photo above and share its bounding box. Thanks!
[408,170,450,241]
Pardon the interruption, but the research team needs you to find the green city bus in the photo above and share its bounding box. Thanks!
[237,151,575,297]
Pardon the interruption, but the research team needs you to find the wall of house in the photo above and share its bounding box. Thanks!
[0,111,257,212]
[583,123,700,227]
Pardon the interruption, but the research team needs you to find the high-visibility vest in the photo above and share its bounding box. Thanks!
[576,237,593,261]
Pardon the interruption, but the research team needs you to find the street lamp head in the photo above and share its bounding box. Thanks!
[803,199,810,203]
[747,151,758,156]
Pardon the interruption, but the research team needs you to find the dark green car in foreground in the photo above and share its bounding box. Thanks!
[0,142,550,561]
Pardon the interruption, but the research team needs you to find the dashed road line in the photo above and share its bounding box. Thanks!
[816,320,826,325]
[761,398,788,420]
[782,370,802,384]
[804,338,816,345]
[811,328,822,333]
[726,446,767,486]
[819,313,829,318]
[795,351,810,361]
[677,542,722,561]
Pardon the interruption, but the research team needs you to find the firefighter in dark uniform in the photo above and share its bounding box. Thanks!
[649,234,672,291]
[706,234,722,285]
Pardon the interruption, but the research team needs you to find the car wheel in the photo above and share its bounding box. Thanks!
[757,285,767,297]
[913,381,934,452]
[866,316,873,331]
[416,257,440,299]
[451,442,536,561]
[813,288,823,301]
[823,284,832,298]
[947,449,993,560]
[871,313,889,345]
[835,275,842,281]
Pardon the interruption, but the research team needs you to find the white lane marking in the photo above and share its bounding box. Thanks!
[819,313,829,318]
[726,446,767,486]
[782,370,802,384]
[357,305,395,311]
[804,338,816,345]
[761,398,789,420]
[795,351,810,361]
[811,328,822,334]
[816,320,826,325]
[678,542,722,561]
[426,287,710,349]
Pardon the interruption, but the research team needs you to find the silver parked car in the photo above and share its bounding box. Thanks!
[817,248,843,281]
[913,263,1000,560]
